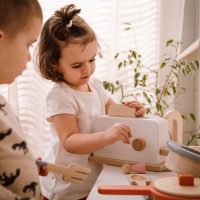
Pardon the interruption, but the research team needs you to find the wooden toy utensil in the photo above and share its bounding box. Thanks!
[36,160,91,184]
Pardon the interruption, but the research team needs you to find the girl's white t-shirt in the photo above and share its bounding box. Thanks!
[40,78,109,200]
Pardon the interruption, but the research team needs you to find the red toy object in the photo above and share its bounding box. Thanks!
[179,173,194,186]
[98,175,200,200]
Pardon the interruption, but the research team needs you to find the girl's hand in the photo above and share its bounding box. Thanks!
[122,101,145,117]
[36,157,48,176]
[103,123,132,145]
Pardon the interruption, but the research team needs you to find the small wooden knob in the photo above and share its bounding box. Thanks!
[122,163,132,174]
[132,138,146,151]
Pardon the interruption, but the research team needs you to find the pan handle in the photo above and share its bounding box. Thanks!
[167,141,200,162]
[98,185,152,196]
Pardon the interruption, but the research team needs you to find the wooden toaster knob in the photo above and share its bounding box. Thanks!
[132,138,146,151]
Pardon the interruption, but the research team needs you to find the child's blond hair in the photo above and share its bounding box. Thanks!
[0,0,42,39]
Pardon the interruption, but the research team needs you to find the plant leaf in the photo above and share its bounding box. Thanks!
[166,39,173,47]
[190,113,196,121]
[160,62,166,69]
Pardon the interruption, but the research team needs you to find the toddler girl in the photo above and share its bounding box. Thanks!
[38,4,145,200]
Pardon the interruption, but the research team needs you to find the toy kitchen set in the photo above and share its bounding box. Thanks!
[88,104,200,200]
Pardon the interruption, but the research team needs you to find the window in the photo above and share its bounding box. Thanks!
[0,0,160,156]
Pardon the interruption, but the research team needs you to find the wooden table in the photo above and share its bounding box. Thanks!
[87,165,175,200]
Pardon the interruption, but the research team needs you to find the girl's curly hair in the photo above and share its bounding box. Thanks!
[37,4,97,82]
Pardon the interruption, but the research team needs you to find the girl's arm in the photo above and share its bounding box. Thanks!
[51,113,132,154]
[51,98,144,154]
[105,97,116,114]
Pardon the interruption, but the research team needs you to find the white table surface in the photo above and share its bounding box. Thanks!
[87,165,175,200]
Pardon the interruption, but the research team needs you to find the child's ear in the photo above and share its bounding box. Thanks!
[0,30,5,42]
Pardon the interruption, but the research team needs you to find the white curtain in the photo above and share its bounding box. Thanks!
[0,0,161,157]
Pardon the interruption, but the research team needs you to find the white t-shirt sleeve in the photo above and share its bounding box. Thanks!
[46,87,77,120]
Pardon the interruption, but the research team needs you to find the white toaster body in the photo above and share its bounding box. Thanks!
[92,115,170,164]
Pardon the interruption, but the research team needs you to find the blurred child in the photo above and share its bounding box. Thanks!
[38,4,145,200]
[0,0,45,199]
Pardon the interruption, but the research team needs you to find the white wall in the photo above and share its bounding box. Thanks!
[178,0,200,144]
[159,0,184,101]
[159,0,200,144]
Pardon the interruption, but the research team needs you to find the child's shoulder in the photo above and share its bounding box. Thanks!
[46,82,75,101]
[48,82,69,94]
[90,77,104,88]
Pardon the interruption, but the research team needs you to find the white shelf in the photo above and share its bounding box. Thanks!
[177,38,200,60]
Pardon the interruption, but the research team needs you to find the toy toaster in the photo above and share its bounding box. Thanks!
[91,105,183,168]
[92,114,169,165]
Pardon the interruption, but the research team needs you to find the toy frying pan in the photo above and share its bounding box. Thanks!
[98,141,200,200]
[98,175,200,200]
[165,141,200,176]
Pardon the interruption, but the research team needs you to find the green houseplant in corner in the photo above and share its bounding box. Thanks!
[185,129,200,145]
[103,39,199,145]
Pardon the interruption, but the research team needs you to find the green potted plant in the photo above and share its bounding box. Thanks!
[103,39,199,145]
[185,129,200,145]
